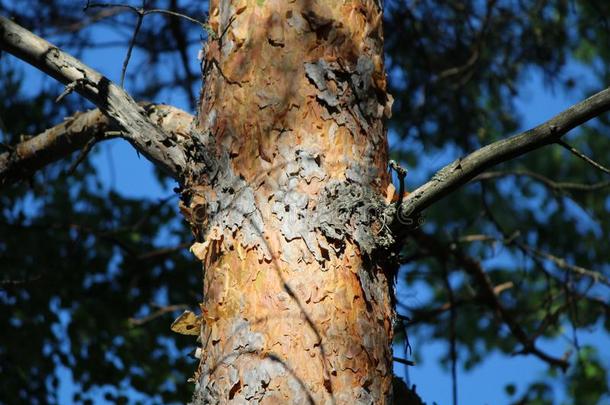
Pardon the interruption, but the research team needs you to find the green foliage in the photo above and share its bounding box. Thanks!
[566,347,609,405]
[0,147,199,403]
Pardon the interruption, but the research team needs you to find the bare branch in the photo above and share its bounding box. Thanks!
[392,357,415,366]
[394,86,610,223]
[456,229,610,288]
[84,2,140,14]
[475,169,610,192]
[51,7,124,34]
[402,281,513,326]
[0,16,190,177]
[65,132,100,175]
[402,299,468,326]
[1,273,43,286]
[144,8,208,27]
[435,48,479,82]
[0,104,193,187]
[517,242,610,288]
[136,242,190,261]
[0,108,111,185]
[557,139,610,175]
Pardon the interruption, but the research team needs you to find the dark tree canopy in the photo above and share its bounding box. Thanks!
[1,1,609,404]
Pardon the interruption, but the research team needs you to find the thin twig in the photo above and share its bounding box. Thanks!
[85,2,208,27]
[1,273,43,286]
[84,1,139,13]
[145,9,207,27]
[441,262,458,405]
[517,243,610,287]
[136,242,190,261]
[168,0,196,107]
[475,169,610,192]
[129,304,189,326]
[393,357,416,366]
[402,282,513,326]
[557,139,610,175]
[66,134,99,174]
[120,3,145,88]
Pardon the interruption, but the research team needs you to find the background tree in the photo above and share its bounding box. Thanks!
[1,0,609,404]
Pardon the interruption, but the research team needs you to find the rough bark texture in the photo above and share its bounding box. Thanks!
[180,1,397,403]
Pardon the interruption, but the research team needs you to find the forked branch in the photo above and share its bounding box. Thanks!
[0,16,190,177]
[0,104,193,186]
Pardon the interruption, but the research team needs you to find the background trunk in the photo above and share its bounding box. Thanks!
[182,1,397,403]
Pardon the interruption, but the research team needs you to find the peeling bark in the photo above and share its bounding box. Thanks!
[181,1,397,403]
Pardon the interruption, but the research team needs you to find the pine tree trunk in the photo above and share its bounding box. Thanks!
[181,1,398,403]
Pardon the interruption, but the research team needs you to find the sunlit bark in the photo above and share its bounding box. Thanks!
[181,1,397,403]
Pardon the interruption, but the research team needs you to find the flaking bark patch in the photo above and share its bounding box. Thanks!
[304,56,393,138]
[315,181,395,256]
[181,132,270,262]
[188,1,396,403]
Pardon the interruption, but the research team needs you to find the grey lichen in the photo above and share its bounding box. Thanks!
[304,56,390,137]
[191,321,267,405]
[351,56,382,119]
[270,144,397,263]
[314,180,395,256]
[345,142,378,184]
[182,128,269,258]
[304,59,343,108]
[271,148,326,262]
[295,150,325,183]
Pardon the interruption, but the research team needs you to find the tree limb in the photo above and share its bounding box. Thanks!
[0,16,190,177]
[0,104,193,187]
[395,86,610,223]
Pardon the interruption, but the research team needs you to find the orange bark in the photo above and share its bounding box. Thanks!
[181,1,397,403]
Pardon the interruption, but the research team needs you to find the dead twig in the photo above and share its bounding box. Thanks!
[129,304,189,326]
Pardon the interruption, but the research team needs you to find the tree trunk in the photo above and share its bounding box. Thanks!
[181,1,397,403]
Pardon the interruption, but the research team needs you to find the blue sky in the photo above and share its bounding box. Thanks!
[7,10,610,405]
